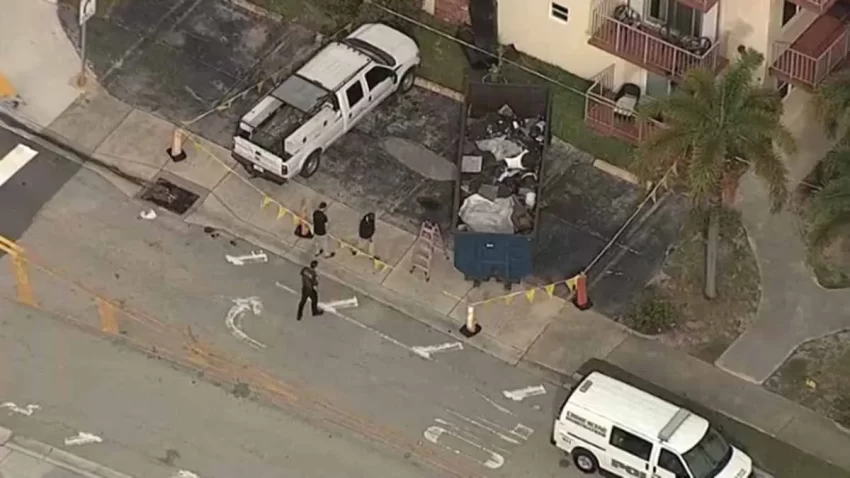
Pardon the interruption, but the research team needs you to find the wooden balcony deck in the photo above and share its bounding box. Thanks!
[588,9,726,83]
[770,1,850,89]
[584,85,664,146]
[786,0,839,14]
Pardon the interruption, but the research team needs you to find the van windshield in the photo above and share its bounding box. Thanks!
[682,427,733,478]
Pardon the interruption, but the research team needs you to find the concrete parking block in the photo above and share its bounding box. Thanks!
[382,245,471,316]
[46,87,132,154]
[208,173,300,246]
[523,308,629,376]
[93,109,173,180]
[163,135,234,191]
[449,281,567,352]
[302,201,417,283]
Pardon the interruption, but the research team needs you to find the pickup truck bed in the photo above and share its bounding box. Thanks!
[251,103,306,155]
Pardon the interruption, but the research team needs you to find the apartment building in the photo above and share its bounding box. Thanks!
[426,0,848,152]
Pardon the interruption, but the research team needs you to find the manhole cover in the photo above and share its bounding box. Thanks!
[140,178,200,215]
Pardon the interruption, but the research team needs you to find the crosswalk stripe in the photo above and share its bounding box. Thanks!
[0,144,38,187]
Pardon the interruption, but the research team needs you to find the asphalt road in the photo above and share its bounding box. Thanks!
[0,165,583,477]
[0,126,80,241]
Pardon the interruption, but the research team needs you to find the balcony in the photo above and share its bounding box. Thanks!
[770,1,850,90]
[588,0,726,82]
[786,0,839,15]
[584,65,665,146]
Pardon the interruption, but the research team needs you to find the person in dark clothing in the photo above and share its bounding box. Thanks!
[296,260,323,321]
[352,212,378,258]
[312,202,334,258]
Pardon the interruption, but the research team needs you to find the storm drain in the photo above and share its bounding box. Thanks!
[140,178,200,215]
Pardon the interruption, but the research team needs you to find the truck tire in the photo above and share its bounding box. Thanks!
[300,150,321,178]
[572,449,598,474]
[399,68,416,93]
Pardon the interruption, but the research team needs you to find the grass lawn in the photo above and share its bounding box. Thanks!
[623,209,761,363]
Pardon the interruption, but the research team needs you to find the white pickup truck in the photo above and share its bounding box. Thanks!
[232,23,420,182]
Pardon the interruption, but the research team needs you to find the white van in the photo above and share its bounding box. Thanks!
[552,372,753,478]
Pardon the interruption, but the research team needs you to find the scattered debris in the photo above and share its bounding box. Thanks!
[1,402,39,416]
[232,382,251,399]
[64,432,103,446]
[225,250,268,265]
[140,178,199,215]
[225,297,265,349]
[806,378,818,390]
[160,449,181,466]
[138,209,157,220]
[502,385,547,401]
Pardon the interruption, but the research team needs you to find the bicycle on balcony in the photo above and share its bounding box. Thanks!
[658,25,713,57]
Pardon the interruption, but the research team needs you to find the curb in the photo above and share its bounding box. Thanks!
[0,427,133,478]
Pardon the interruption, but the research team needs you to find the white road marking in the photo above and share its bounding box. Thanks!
[446,410,528,444]
[433,419,512,456]
[320,297,359,311]
[225,250,268,265]
[411,342,463,360]
[423,425,504,469]
[511,424,535,440]
[502,385,546,401]
[275,282,422,358]
[0,144,38,187]
[173,471,200,478]
[64,432,103,446]
[225,297,266,349]
[1,402,39,416]
[475,391,515,416]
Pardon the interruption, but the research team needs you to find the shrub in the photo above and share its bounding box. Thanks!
[624,292,679,335]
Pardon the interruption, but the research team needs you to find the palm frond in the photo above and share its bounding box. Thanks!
[814,69,850,138]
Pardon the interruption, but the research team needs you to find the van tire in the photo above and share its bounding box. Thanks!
[572,449,598,474]
[399,68,416,93]
[300,150,321,178]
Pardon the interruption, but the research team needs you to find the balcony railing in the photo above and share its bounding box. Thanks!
[771,26,850,90]
[584,65,665,146]
[676,0,720,13]
[588,0,724,82]
[785,0,839,14]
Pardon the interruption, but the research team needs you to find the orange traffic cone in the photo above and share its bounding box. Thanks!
[572,273,592,310]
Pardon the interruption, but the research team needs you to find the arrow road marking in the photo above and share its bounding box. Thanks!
[423,425,504,469]
[411,342,463,360]
[1,402,39,416]
[173,471,200,478]
[225,297,265,349]
[64,432,103,446]
[502,385,546,402]
[319,297,359,311]
[225,250,268,265]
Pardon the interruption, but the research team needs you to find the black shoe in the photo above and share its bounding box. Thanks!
[313,310,324,316]
[324,252,335,258]
[351,249,357,256]
[315,249,323,256]
[296,316,302,321]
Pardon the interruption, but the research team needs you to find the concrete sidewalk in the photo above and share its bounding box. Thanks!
[0,427,132,478]
[14,82,849,475]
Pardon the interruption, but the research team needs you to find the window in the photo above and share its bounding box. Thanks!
[782,1,799,27]
[551,2,569,22]
[681,427,732,478]
[647,0,703,37]
[778,80,792,99]
[610,427,652,460]
[659,449,689,478]
[345,81,364,107]
[365,67,393,90]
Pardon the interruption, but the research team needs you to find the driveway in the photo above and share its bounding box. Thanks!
[56,0,685,317]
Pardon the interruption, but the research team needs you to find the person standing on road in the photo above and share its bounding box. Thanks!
[312,202,334,258]
[352,212,378,259]
[297,260,323,321]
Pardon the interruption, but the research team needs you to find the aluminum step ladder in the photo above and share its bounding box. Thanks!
[409,221,447,282]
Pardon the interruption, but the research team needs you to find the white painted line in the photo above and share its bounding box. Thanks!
[64,432,102,446]
[1,402,39,416]
[411,342,463,360]
[502,385,546,402]
[423,425,504,469]
[225,250,268,265]
[320,297,359,311]
[474,391,514,416]
[511,424,534,441]
[275,282,423,359]
[0,144,38,187]
[225,297,266,349]
[173,471,200,478]
[446,410,530,444]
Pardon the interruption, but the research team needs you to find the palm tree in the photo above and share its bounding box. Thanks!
[810,70,850,248]
[635,48,794,298]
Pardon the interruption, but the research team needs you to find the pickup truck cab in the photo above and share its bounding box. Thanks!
[232,23,420,182]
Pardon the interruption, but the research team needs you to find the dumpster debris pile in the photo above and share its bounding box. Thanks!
[458,104,546,234]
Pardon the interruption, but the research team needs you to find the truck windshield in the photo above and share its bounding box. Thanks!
[682,427,733,478]
[270,75,329,113]
[342,38,395,67]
